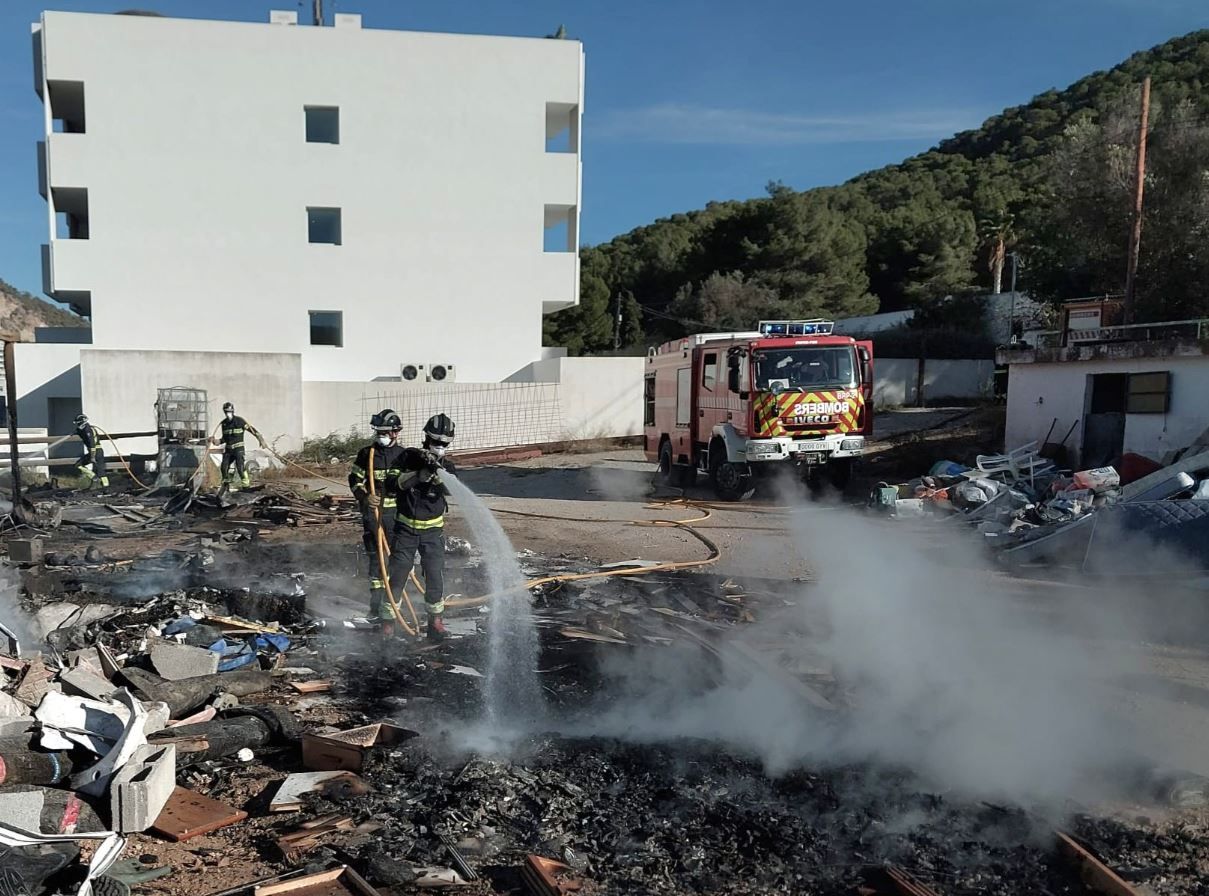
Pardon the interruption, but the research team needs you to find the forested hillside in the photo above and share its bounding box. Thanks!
[546,31,1209,352]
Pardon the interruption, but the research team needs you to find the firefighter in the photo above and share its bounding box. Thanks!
[211,402,264,489]
[388,413,457,642]
[349,409,404,625]
[73,414,108,489]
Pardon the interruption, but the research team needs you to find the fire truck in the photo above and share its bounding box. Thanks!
[644,320,874,499]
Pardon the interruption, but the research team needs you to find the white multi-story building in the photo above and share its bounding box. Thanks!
[36,8,582,383]
[15,9,644,458]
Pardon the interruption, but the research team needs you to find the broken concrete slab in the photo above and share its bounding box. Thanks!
[0,690,29,718]
[0,716,36,737]
[13,657,51,707]
[60,665,118,701]
[111,743,177,833]
[151,640,220,681]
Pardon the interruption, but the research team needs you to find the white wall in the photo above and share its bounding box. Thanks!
[13,342,82,430]
[1005,355,1209,464]
[305,357,644,450]
[871,358,992,408]
[36,11,583,383]
[80,349,304,456]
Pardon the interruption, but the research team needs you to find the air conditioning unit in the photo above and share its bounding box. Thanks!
[427,363,456,384]
[400,363,426,384]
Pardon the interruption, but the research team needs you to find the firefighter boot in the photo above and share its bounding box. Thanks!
[426,614,447,643]
[241,471,251,488]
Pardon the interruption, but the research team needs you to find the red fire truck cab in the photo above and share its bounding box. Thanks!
[643,320,874,500]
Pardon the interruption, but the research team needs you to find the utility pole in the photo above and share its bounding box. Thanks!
[1123,75,1150,324]
[1008,251,1019,344]
[3,339,23,518]
[312,0,324,26]
[613,294,623,351]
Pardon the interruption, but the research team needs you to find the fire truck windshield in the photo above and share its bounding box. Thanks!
[753,347,856,392]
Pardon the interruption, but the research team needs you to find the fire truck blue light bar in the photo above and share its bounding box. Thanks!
[758,319,835,336]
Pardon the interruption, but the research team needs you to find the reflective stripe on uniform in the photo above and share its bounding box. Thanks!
[382,497,397,508]
[425,599,445,615]
[370,578,384,590]
[79,467,95,479]
[397,514,444,530]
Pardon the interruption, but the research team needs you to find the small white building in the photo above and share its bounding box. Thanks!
[1000,315,1209,468]
[16,9,644,457]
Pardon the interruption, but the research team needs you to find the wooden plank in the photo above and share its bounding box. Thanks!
[1056,832,1139,896]
[289,680,332,694]
[151,785,247,842]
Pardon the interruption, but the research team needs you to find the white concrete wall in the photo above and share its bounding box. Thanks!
[80,349,304,456]
[872,358,993,408]
[1005,355,1209,464]
[12,342,82,430]
[36,11,583,383]
[305,357,644,450]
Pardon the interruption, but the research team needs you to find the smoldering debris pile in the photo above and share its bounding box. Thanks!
[870,443,1209,573]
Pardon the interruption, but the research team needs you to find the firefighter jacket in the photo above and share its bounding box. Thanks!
[77,423,99,457]
[394,448,457,531]
[220,416,256,451]
[349,442,406,508]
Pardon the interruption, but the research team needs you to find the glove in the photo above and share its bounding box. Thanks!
[365,494,381,508]
[418,467,437,485]
[257,435,268,450]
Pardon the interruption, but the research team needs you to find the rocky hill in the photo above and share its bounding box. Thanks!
[0,278,89,341]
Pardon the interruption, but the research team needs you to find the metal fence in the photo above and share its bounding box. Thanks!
[358,382,565,451]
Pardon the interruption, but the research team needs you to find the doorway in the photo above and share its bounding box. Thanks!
[1081,373,1127,468]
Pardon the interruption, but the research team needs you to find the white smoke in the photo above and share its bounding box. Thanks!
[556,502,1191,807]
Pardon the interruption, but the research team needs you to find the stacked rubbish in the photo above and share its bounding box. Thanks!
[0,587,316,896]
[870,442,1209,574]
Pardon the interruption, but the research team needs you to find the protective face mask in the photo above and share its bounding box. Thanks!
[375,434,392,447]
[429,445,447,459]
[225,412,234,420]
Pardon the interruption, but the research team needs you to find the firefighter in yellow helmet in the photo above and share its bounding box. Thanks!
[388,413,456,642]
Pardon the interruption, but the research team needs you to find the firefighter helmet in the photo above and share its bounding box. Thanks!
[423,413,455,445]
[371,409,402,432]
[74,414,89,426]
[222,402,235,414]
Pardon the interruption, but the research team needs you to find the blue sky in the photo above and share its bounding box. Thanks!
[2,0,1208,305]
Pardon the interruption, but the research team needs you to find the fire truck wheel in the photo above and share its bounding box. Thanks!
[657,440,675,484]
[710,448,751,502]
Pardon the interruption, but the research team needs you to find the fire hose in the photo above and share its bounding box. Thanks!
[366,444,422,635]
[92,424,153,490]
[444,502,721,610]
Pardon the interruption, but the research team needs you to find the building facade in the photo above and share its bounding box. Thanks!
[999,319,1209,469]
[14,9,636,458]
[34,9,583,383]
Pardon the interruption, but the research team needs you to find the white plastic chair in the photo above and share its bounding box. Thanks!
[973,441,1054,488]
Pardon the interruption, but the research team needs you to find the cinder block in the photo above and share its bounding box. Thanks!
[60,665,117,701]
[150,640,219,681]
[111,743,177,832]
[7,539,45,565]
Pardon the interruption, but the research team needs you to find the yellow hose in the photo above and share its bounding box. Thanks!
[92,425,154,490]
[367,444,419,636]
[444,503,720,610]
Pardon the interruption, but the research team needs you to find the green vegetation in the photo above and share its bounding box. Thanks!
[545,31,1209,352]
[292,429,365,465]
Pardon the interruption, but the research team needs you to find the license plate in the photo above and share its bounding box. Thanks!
[793,441,828,452]
[796,452,825,465]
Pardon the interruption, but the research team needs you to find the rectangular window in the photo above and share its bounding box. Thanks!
[309,310,343,347]
[48,80,85,133]
[543,204,577,253]
[52,187,89,239]
[305,106,340,144]
[545,102,579,153]
[307,207,342,245]
[676,367,692,426]
[643,374,656,426]
[702,352,718,390]
[1126,371,1170,414]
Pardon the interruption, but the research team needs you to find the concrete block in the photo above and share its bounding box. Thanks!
[0,787,46,833]
[59,666,117,701]
[6,539,45,565]
[150,640,219,681]
[110,743,177,832]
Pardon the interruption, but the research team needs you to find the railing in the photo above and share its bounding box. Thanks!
[1066,318,1209,345]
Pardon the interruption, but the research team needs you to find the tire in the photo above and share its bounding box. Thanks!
[657,439,674,485]
[710,443,752,502]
